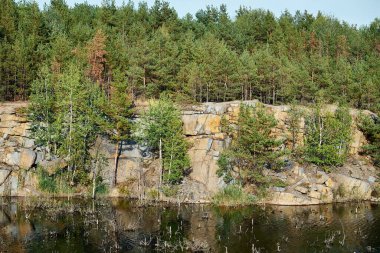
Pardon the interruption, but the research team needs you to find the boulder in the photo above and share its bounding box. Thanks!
[368,176,376,184]
[0,169,11,184]
[295,186,308,194]
[5,152,20,166]
[267,192,320,205]
[316,171,329,184]
[116,159,140,183]
[331,173,372,200]
[23,138,35,148]
[325,178,336,188]
[40,158,67,175]
[272,187,286,192]
[316,184,334,202]
[182,114,221,135]
[120,145,142,159]
[350,129,367,155]
[308,190,321,200]
[0,120,19,128]
[292,165,304,176]
[19,149,36,169]
[13,123,30,137]
[0,114,27,123]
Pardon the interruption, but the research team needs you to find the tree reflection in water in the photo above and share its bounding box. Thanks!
[0,198,380,252]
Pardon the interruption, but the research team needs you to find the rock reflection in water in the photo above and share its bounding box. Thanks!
[0,198,380,252]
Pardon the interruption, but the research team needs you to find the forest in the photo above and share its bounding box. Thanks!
[1,0,380,189]
[0,0,379,114]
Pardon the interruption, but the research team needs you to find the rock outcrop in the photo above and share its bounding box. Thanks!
[0,100,378,205]
[264,160,378,205]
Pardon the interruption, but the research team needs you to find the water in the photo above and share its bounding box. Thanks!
[1,198,380,253]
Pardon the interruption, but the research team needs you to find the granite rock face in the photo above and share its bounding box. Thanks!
[265,160,378,205]
[0,102,37,196]
[0,101,378,204]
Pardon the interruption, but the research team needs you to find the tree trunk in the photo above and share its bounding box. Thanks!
[318,114,323,147]
[113,141,121,187]
[224,77,227,102]
[92,158,98,199]
[206,83,209,102]
[69,88,73,183]
[292,129,296,151]
[143,67,146,88]
[159,138,163,200]
[168,137,174,177]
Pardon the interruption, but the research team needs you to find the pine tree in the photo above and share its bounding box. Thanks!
[218,103,281,186]
[86,29,107,90]
[102,69,133,186]
[358,114,380,167]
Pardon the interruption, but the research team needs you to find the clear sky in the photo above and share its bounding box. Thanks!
[36,0,379,27]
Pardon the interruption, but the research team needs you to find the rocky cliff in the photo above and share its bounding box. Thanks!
[0,101,378,205]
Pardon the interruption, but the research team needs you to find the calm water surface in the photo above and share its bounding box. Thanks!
[1,198,380,252]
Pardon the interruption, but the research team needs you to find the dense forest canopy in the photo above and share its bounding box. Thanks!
[0,0,379,113]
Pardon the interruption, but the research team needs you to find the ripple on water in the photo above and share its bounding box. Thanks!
[0,198,380,253]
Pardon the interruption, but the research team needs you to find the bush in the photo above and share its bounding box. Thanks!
[135,97,190,185]
[304,105,352,166]
[217,103,282,186]
[37,167,57,193]
[212,185,256,206]
[162,185,179,197]
[147,188,160,200]
[357,113,380,167]
[95,176,108,195]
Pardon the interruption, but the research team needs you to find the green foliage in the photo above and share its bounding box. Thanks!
[220,115,233,137]
[135,97,190,184]
[147,188,160,200]
[95,176,108,195]
[117,183,130,196]
[357,113,380,167]
[161,185,179,197]
[270,179,288,188]
[287,103,304,152]
[304,105,352,166]
[1,1,379,115]
[3,0,380,197]
[37,167,57,193]
[212,185,256,206]
[101,68,133,141]
[218,103,282,185]
[29,62,109,186]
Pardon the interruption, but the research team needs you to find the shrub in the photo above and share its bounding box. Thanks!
[37,167,57,193]
[357,113,380,167]
[95,176,108,195]
[162,185,179,197]
[304,105,352,166]
[147,188,160,200]
[134,97,190,185]
[217,103,282,186]
[212,185,256,206]
[334,184,346,198]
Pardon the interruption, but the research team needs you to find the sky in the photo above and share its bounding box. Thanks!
[36,0,379,27]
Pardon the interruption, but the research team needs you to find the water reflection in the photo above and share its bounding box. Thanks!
[0,198,379,252]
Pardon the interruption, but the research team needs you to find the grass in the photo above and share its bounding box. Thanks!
[212,185,256,206]
[162,185,179,197]
[270,179,288,188]
[37,167,57,193]
[333,184,346,199]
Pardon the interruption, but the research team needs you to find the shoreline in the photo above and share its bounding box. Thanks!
[2,194,380,207]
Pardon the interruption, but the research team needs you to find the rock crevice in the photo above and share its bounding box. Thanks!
[0,101,378,205]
